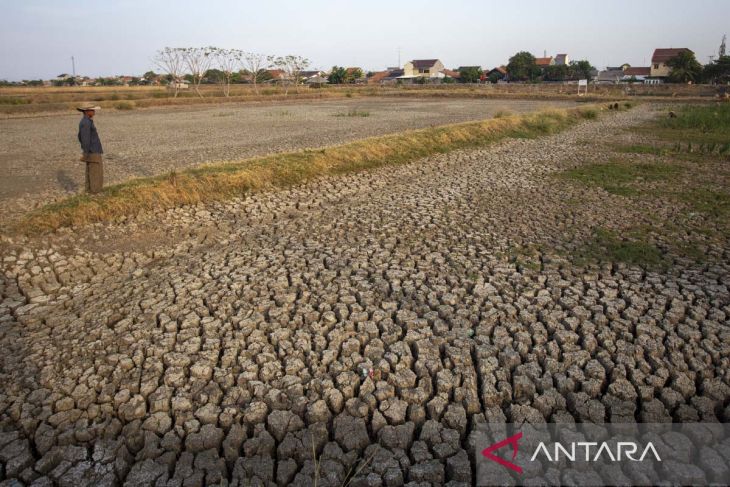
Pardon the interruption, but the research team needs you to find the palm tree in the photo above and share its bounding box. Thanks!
[667,51,703,83]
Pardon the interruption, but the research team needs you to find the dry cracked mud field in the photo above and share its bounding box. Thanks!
[0,105,729,486]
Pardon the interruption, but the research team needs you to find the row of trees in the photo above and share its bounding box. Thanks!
[506,52,595,82]
[327,66,364,84]
[152,47,310,97]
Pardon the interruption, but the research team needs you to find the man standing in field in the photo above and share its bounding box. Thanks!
[77,103,104,193]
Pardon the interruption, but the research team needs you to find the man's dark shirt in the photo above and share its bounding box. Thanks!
[78,115,103,154]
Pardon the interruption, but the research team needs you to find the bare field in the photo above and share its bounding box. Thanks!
[1,105,728,486]
[0,97,576,217]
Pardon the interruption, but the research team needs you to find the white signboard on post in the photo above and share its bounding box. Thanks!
[578,79,588,96]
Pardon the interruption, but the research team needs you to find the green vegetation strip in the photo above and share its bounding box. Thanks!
[559,103,730,269]
[20,105,607,233]
[575,228,667,269]
[559,160,680,196]
[638,103,730,146]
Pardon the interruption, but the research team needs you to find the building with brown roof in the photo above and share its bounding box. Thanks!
[486,66,508,82]
[624,67,651,77]
[264,69,287,83]
[402,59,445,79]
[650,48,692,78]
[367,70,391,84]
[367,68,405,84]
[535,57,555,67]
[441,68,460,79]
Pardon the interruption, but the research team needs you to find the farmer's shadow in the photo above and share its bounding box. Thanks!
[56,169,79,192]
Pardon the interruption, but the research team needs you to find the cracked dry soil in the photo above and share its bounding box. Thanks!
[0,105,729,486]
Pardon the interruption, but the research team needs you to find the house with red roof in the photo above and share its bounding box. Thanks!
[650,48,693,78]
[535,57,555,68]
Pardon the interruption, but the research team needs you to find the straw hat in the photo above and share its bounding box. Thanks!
[76,103,101,112]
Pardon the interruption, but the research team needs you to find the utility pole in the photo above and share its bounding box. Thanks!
[397,47,401,68]
[71,56,76,77]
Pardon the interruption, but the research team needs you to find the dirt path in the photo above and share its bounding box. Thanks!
[0,105,728,486]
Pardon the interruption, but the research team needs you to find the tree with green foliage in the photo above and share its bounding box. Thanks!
[667,51,703,83]
[328,66,347,84]
[345,68,364,83]
[507,52,540,82]
[255,69,272,83]
[703,56,730,84]
[205,68,225,84]
[543,64,568,81]
[442,76,456,84]
[703,35,730,84]
[488,71,503,84]
[458,66,482,83]
[720,34,727,58]
[568,60,595,81]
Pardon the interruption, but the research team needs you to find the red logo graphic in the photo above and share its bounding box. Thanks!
[481,432,523,474]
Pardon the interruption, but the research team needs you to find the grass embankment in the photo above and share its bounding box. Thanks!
[20,105,606,233]
[560,103,729,268]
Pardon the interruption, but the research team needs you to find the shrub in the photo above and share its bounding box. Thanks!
[114,101,135,110]
[579,108,598,119]
[334,109,369,117]
[0,97,30,105]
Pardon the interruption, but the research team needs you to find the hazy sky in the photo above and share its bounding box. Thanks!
[1,0,728,80]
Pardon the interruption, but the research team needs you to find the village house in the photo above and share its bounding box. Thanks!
[305,75,328,88]
[595,64,656,85]
[299,70,324,81]
[264,69,288,83]
[486,66,508,82]
[650,48,693,78]
[596,64,630,84]
[441,68,460,79]
[401,59,445,80]
[623,66,651,82]
[368,68,404,84]
[535,56,555,68]
[555,54,569,66]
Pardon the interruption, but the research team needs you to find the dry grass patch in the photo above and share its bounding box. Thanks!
[19,105,606,233]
